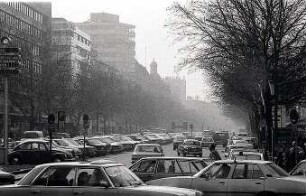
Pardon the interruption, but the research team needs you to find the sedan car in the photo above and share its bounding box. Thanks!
[8,139,75,164]
[131,144,164,164]
[201,136,214,148]
[290,160,306,177]
[172,135,186,150]
[227,150,264,161]
[177,139,202,157]
[0,162,202,196]
[148,160,306,196]
[74,137,110,156]
[129,157,210,182]
[0,169,15,185]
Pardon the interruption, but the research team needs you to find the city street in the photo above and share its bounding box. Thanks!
[90,143,225,167]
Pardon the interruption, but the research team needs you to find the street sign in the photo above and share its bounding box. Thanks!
[0,47,20,54]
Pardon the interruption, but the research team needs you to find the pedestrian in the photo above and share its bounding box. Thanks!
[276,144,286,169]
[209,143,221,160]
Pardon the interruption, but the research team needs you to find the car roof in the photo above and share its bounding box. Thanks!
[139,156,212,161]
[214,160,271,164]
[184,139,199,142]
[135,143,161,147]
[18,139,47,143]
[34,161,124,168]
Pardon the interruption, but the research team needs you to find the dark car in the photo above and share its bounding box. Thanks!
[173,135,186,150]
[201,136,215,148]
[8,139,75,164]
[0,169,15,185]
[129,157,210,182]
[213,131,229,147]
[74,138,110,156]
[177,139,202,157]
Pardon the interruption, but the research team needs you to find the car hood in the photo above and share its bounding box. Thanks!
[127,185,197,196]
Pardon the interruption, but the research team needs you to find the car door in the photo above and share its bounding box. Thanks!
[73,167,119,196]
[227,164,264,196]
[29,166,75,196]
[130,159,157,182]
[192,163,232,196]
[17,142,34,164]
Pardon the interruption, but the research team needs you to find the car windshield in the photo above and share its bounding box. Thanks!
[65,138,81,146]
[145,134,158,139]
[291,162,306,176]
[105,165,143,187]
[202,137,213,142]
[87,139,102,145]
[55,139,70,146]
[101,137,114,143]
[136,145,161,153]
[265,163,289,177]
[185,141,200,145]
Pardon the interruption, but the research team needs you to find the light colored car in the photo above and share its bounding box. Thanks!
[131,144,164,163]
[227,150,264,160]
[0,162,202,196]
[290,160,306,177]
[130,157,210,182]
[111,134,140,151]
[147,160,306,195]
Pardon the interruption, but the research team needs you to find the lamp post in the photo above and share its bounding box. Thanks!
[268,80,277,161]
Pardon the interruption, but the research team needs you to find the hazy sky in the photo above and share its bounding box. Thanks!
[27,0,210,100]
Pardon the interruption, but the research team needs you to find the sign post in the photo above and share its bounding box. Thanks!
[0,37,21,165]
[82,114,89,161]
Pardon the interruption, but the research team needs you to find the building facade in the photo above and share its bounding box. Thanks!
[164,76,186,104]
[77,12,136,80]
[0,2,52,137]
[51,18,91,79]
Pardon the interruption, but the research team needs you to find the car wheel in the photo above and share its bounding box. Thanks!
[53,157,62,162]
[10,156,21,165]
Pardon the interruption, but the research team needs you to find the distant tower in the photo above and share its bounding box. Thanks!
[150,59,158,75]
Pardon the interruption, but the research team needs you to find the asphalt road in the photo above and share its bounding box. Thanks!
[89,143,225,167]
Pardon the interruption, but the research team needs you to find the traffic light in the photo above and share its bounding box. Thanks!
[48,114,55,124]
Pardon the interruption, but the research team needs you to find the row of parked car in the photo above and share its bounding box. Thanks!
[6,131,174,165]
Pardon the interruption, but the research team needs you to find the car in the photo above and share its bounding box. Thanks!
[131,144,164,164]
[0,161,202,196]
[177,139,202,157]
[8,139,75,164]
[227,150,264,160]
[22,131,44,140]
[143,134,163,144]
[74,137,110,156]
[147,160,306,195]
[227,139,254,151]
[95,136,123,153]
[0,169,15,185]
[290,160,306,177]
[129,157,211,182]
[156,133,173,144]
[213,131,228,147]
[111,134,140,151]
[193,132,203,141]
[128,134,149,143]
[52,139,82,159]
[61,138,96,158]
[201,136,215,148]
[173,135,186,150]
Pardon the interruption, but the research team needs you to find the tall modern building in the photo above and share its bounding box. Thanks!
[164,76,187,104]
[0,2,52,135]
[77,12,136,80]
[52,18,91,78]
